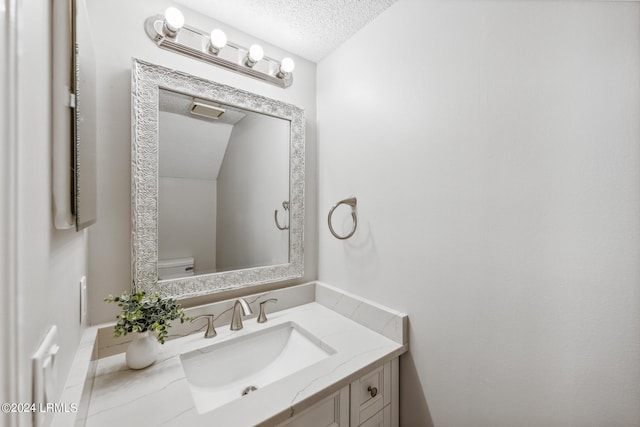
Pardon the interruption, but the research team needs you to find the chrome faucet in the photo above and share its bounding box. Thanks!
[192,314,216,338]
[230,298,253,330]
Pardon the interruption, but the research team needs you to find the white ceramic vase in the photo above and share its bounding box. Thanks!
[126,331,159,370]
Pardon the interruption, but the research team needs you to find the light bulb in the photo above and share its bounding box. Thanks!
[209,29,227,54]
[247,44,264,65]
[280,57,295,74]
[163,7,184,36]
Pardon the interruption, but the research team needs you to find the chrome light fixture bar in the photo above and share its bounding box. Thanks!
[144,10,294,88]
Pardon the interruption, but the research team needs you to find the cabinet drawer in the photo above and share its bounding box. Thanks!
[277,385,349,427]
[359,405,391,427]
[350,361,391,425]
[357,365,384,408]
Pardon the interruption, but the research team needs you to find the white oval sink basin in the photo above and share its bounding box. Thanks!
[179,321,335,414]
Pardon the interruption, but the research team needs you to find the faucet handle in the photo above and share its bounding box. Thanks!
[192,314,217,338]
[257,299,278,323]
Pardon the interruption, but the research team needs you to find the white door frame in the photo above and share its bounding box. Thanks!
[1,0,19,425]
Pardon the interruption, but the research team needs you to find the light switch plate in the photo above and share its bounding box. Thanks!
[32,325,59,427]
[79,276,87,326]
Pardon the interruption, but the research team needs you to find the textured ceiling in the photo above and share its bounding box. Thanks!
[174,0,399,62]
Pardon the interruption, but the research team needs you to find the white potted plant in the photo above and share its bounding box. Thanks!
[104,291,189,369]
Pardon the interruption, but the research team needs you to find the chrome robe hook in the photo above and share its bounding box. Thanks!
[328,197,357,240]
[274,201,289,230]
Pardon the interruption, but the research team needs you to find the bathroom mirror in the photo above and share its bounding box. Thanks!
[73,0,98,230]
[52,0,97,231]
[131,59,304,299]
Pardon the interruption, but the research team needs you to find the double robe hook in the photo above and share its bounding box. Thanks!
[328,196,357,240]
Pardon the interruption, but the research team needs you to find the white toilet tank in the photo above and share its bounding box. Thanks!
[158,257,194,280]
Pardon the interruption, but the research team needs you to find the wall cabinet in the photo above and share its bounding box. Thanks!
[277,357,399,427]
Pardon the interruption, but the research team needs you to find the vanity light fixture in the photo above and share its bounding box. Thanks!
[277,57,296,78]
[144,10,294,88]
[208,29,227,55]
[162,7,184,37]
[245,44,264,67]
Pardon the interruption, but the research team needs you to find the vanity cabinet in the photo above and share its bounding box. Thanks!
[350,358,398,427]
[358,407,391,427]
[278,386,350,427]
[276,357,399,427]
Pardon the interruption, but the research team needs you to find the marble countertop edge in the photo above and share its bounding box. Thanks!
[52,326,99,427]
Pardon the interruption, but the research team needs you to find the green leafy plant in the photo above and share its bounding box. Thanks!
[104,291,190,344]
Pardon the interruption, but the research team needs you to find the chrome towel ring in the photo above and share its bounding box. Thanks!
[328,197,357,240]
[274,201,289,230]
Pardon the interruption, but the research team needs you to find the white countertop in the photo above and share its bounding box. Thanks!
[85,301,408,426]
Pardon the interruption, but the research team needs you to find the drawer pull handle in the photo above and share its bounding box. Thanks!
[367,386,378,398]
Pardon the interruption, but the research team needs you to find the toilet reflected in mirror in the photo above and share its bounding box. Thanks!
[157,257,194,280]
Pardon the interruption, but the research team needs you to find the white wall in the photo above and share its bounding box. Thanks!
[86,0,317,324]
[217,113,290,271]
[158,177,217,274]
[9,0,88,425]
[158,111,228,275]
[317,1,640,426]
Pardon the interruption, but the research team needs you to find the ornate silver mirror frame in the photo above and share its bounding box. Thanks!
[131,59,304,299]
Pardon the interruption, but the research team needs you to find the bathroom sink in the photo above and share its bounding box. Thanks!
[179,321,335,414]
